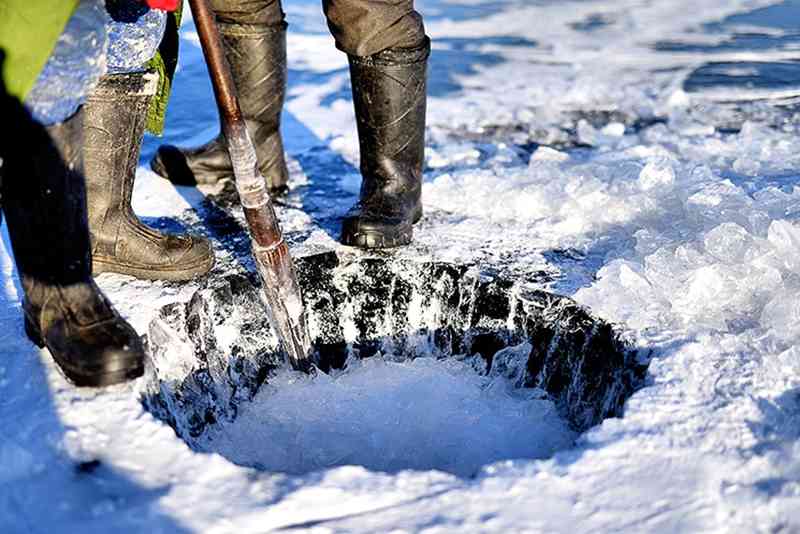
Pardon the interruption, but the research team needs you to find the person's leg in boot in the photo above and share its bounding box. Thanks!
[150,0,290,194]
[1,101,146,387]
[323,0,429,248]
[83,71,215,281]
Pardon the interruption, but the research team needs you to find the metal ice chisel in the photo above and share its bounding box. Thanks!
[188,0,313,370]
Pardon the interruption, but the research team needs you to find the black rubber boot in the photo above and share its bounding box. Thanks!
[150,21,289,194]
[84,72,215,281]
[340,38,430,249]
[2,107,146,387]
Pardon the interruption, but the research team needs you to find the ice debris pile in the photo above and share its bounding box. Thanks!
[142,252,644,476]
[420,112,800,409]
[565,121,800,347]
[425,118,800,337]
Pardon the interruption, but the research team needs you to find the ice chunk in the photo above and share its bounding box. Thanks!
[739,121,773,142]
[577,120,626,147]
[633,228,674,258]
[667,89,690,108]
[485,142,524,168]
[672,264,737,331]
[638,159,676,191]
[761,290,800,343]
[767,220,800,273]
[671,261,782,333]
[575,260,668,331]
[687,180,765,234]
[641,123,672,145]
[531,146,569,163]
[668,110,716,137]
[577,120,599,146]
[732,157,761,176]
[644,243,711,298]
[703,223,759,264]
[487,342,532,388]
[426,142,482,169]
[602,122,626,137]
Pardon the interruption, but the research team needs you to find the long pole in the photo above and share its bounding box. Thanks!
[188,0,312,370]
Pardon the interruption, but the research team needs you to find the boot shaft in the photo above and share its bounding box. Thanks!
[218,21,288,146]
[348,38,430,195]
[82,71,158,253]
[339,39,430,249]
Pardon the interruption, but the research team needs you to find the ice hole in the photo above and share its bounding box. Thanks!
[142,253,644,477]
[192,354,576,477]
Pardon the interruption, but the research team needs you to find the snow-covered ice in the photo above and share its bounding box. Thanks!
[4,0,800,532]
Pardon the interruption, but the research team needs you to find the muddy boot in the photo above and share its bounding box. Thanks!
[84,72,215,281]
[150,21,289,194]
[2,107,146,387]
[340,38,430,249]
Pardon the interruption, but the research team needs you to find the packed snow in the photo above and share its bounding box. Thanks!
[3,0,800,532]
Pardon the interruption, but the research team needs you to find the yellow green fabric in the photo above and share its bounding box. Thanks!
[146,3,183,135]
[0,1,80,100]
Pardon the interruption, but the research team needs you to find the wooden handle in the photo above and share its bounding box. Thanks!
[187,0,243,130]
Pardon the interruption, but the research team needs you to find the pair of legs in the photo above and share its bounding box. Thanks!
[23,1,215,283]
[2,71,215,388]
[151,0,430,248]
[0,3,214,388]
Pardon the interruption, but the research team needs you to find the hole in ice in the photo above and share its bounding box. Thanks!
[194,354,574,477]
[142,252,645,477]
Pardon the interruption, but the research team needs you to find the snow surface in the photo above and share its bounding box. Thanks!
[4,0,800,532]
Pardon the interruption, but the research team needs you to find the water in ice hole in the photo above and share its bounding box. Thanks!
[192,347,577,478]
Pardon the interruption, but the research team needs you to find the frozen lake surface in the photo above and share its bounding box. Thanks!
[3,0,800,532]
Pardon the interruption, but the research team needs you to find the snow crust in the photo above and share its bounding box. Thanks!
[3,0,800,532]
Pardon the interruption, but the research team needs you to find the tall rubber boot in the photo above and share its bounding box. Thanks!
[2,107,146,387]
[83,72,215,281]
[340,38,430,249]
[150,22,289,194]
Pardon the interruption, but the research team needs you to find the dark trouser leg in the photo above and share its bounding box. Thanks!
[150,0,289,193]
[323,0,426,56]
[1,95,145,387]
[324,0,429,248]
[211,0,284,25]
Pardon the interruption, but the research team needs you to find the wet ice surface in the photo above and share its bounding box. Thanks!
[201,356,574,477]
[4,0,800,532]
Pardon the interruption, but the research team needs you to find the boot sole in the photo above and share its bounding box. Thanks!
[92,254,215,282]
[340,206,423,249]
[341,225,414,249]
[24,317,144,387]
